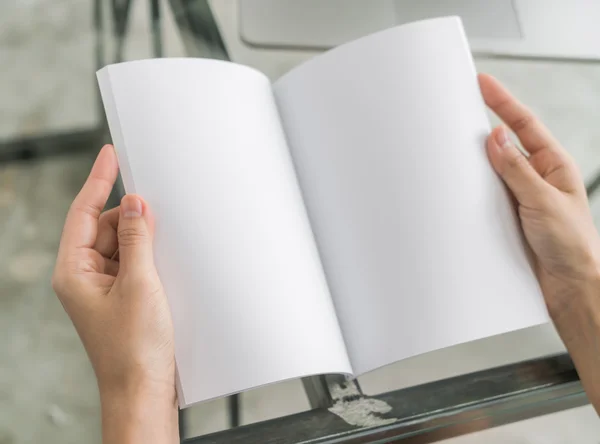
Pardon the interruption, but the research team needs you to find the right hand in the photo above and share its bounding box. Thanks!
[479,74,600,318]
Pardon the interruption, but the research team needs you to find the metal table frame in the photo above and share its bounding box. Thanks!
[185,354,585,443]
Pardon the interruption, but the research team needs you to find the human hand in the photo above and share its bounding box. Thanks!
[480,73,600,414]
[52,145,178,443]
[479,73,600,318]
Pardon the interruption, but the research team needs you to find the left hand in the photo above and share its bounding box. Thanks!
[52,145,178,443]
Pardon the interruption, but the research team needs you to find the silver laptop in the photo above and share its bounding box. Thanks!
[239,0,600,60]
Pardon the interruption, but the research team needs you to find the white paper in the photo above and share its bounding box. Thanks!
[97,59,351,406]
[274,17,549,375]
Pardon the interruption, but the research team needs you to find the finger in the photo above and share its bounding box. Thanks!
[487,126,551,207]
[104,258,120,277]
[479,74,561,155]
[94,206,120,258]
[60,145,119,254]
[117,194,155,274]
[528,145,582,194]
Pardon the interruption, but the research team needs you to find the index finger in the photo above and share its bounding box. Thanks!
[478,73,560,155]
[59,145,119,254]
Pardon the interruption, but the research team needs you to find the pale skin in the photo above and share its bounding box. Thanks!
[52,74,600,443]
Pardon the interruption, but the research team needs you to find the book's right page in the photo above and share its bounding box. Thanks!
[273,17,549,375]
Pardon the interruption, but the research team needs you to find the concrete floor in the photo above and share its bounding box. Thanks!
[2,1,600,443]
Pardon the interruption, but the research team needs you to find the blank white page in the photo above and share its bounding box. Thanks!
[273,17,548,375]
[97,59,350,406]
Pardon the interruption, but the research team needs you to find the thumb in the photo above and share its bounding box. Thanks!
[487,126,550,208]
[117,194,155,273]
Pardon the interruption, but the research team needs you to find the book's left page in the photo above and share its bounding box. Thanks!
[97,59,351,407]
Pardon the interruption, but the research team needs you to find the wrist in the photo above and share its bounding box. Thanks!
[544,256,600,414]
[100,377,178,444]
[542,240,600,320]
[99,370,177,402]
[545,263,600,329]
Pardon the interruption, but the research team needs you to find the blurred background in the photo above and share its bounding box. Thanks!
[1,0,600,443]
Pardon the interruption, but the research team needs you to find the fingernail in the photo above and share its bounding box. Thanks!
[121,195,142,218]
[495,127,512,149]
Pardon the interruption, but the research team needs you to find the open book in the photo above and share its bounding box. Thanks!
[97,17,548,408]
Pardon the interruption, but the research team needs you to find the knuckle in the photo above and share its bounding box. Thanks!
[51,268,76,299]
[505,150,530,171]
[97,210,109,224]
[70,201,102,219]
[117,227,147,246]
[542,161,566,180]
[51,270,64,293]
[565,157,583,179]
[510,114,533,133]
[120,271,161,294]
